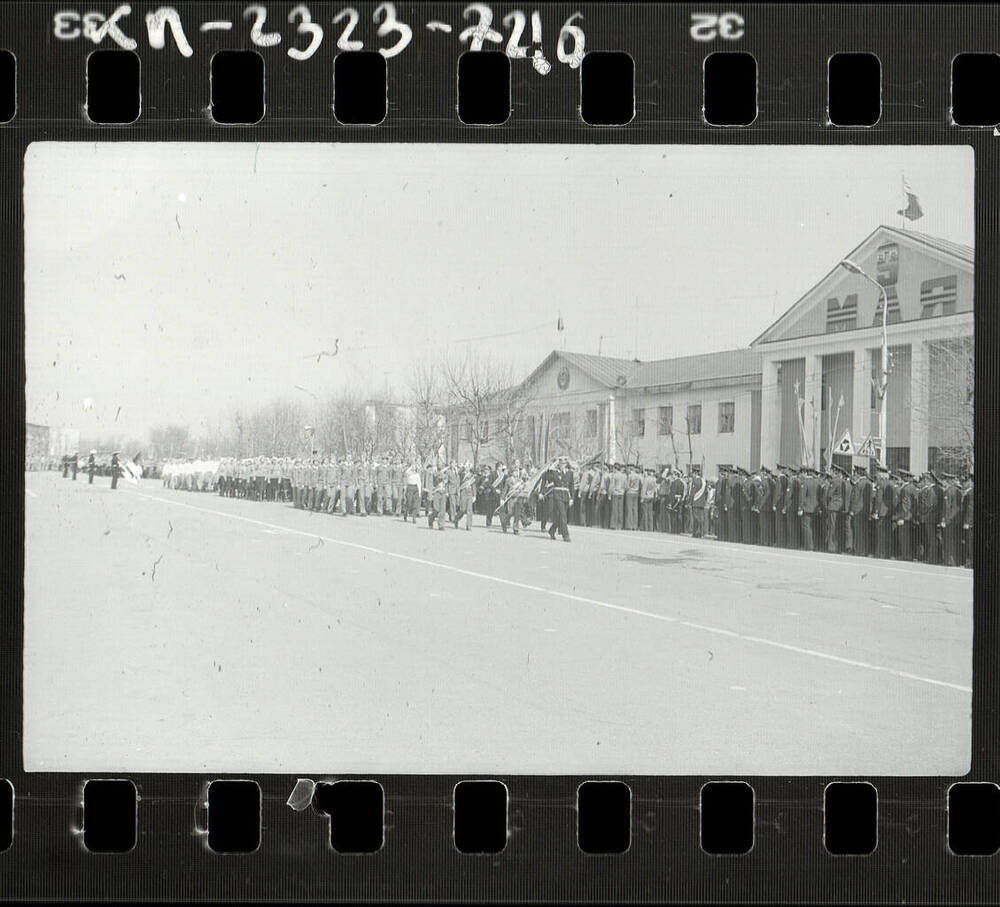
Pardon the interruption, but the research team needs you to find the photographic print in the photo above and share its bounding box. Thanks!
[22,142,973,774]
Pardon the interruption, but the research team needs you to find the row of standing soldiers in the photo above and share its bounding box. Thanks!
[563,462,712,535]
[712,463,973,567]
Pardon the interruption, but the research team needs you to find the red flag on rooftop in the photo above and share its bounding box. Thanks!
[897,176,923,221]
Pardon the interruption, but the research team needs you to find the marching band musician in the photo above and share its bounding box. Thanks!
[457,465,477,531]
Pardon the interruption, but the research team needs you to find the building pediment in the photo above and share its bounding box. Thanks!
[752,226,973,346]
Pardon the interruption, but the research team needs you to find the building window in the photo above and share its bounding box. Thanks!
[718,401,735,433]
[585,409,598,437]
[658,405,673,435]
[549,412,571,453]
[632,408,645,437]
[686,404,702,435]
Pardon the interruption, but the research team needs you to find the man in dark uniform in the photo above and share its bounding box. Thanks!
[870,465,892,559]
[961,472,973,568]
[940,473,963,567]
[846,465,871,556]
[772,466,788,548]
[737,470,753,544]
[714,468,729,541]
[798,468,820,551]
[824,466,846,553]
[757,468,774,547]
[917,472,942,564]
[727,467,740,541]
[544,456,574,542]
[893,470,916,561]
[110,451,120,490]
[87,450,96,485]
[785,467,801,549]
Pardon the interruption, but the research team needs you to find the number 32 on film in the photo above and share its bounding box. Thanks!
[51,4,588,72]
[689,11,745,41]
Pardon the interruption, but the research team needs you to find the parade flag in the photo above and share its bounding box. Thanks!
[122,454,144,485]
[896,177,923,221]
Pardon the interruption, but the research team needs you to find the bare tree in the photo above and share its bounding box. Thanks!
[614,411,640,465]
[406,359,447,464]
[924,335,974,473]
[493,378,537,466]
[441,351,519,466]
[149,423,191,459]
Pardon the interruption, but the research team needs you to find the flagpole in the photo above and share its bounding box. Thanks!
[900,174,906,230]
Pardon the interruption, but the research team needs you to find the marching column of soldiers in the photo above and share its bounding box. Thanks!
[151,450,973,568]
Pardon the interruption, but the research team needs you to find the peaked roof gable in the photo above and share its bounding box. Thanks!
[751,225,974,346]
[523,348,762,392]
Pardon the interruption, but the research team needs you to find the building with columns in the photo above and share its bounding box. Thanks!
[752,225,973,474]
[448,225,973,476]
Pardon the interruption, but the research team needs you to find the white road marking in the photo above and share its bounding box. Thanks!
[134,491,972,695]
[25,488,38,498]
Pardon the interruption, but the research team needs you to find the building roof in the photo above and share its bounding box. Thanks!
[528,348,762,392]
[751,224,974,346]
[893,227,973,265]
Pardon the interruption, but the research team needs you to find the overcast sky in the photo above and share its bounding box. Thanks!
[24,142,973,441]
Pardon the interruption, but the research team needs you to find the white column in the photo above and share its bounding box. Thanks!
[852,346,872,443]
[760,358,781,468]
[803,353,823,469]
[607,393,616,461]
[910,340,930,474]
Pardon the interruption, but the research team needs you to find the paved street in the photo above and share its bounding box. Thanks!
[23,471,972,775]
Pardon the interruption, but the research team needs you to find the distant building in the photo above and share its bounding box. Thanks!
[752,225,973,474]
[449,348,763,475]
[449,225,974,475]
[51,426,81,458]
[25,422,50,462]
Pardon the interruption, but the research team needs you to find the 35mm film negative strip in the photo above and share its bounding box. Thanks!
[1,1,998,902]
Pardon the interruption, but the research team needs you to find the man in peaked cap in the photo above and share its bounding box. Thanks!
[545,455,574,542]
[940,472,963,567]
[624,463,641,531]
[689,467,709,538]
[846,465,872,556]
[797,467,820,551]
[770,466,786,548]
[870,463,893,559]
[609,462,626,531]
[893,469,916,560]
[640,467,658,532]
[824,465,847,554]
[961,471,973,568]
[782,466,799,550]
[916,472,942,564]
